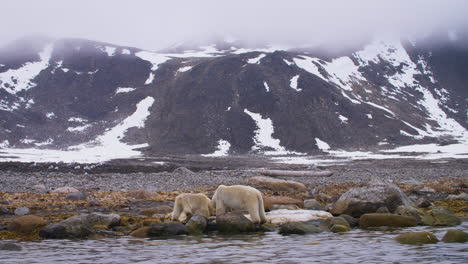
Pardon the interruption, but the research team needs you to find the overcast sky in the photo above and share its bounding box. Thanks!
[2,0,467,51]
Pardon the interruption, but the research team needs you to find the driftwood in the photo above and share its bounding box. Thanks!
[257,169,333,177]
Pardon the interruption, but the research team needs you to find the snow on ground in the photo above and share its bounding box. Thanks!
[115,87,136,94]
[0,44,53,94]
[283,59,294,66]
[46,112,56,119]
[0,97,155,163]
[99,46,116,56]
[244,109,300,155]
[67,124,91,132]
[289,75,301,91]
[247,54,266,64]
[338,115,348,124]
[135,51,171,84]
[68,117,87,123]
[202,139,231,157]
[122,49,131,55]
[177,66,193,73]
[315,138,330,151]
[263,81,270,92]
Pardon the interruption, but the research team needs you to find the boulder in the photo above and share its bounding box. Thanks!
[279,222,322,235]
[52,187,79,193]
[139,205,173,217]
[86,213,121,228]
[442,229,468,243]
[422,206,461,226]
[395,205,427,225]
[270,204,299,210]
[0,206,9,215]
[447,193,468,201]
[32,184,47,194]
[359,213,417,229]
[0,242,22,251]
[395,232,438,245]
[339,214,359,228]
[331,179,414,217]
[127,189,155,200]
[147,223,188,237]
[304,199,325,211]
[39,215,92,239]
[7,215,46,233]
[266,209,332,224]
[315,193,333,203]
[216,212,256,233]
[66,192,87,201]
[14,207,30,216]
[185,214,208,235]
[130,227,151,238]
[376,207,390,213]
[263,196,304,211]
[248,176,307,193]
[320,216,351,232]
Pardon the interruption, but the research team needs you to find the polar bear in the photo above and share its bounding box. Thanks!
[211,185,267,224]
[172,193,214,222]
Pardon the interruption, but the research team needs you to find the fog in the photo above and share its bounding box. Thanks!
[2,0,467,51]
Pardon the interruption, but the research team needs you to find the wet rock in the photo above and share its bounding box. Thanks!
[330,224,350,233]
[339,214,359,228]
[447,193,468,201]
[14,207,30,216]
[52,187,79,193]
[395,232,438,245]
[304,199,325,211]
[139,205,173,217]
[39,215,92,239]
[259,223,277,232]
[130,227,150,238]
[279,222,322,235]
[442,229,468,243]
[416,198,432,208]
[185,214,208,235]
[147,223,188,237]
[86,213,121,228]
[216,212,256,233]
[0,206,9,215]
[331,179,414,217]
[263,196,303,211]
[32,184,47,194]
[320,216,351,232]
[0,225,6,231]
[360,213,417,229]
[66,192,87,201]
[266,209,332,224]
[248,176,307,193]
[271,204,299,210]
[7,215,46,233]
[395,205,427,225]
[0,242,22,251]
[422,206,461,226]
[376,207,390,213]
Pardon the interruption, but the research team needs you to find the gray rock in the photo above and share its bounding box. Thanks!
[0,206,9,215]
[14,207,30,216]
[376,207,390,213]
[86,213,121,228]
[0,242,22,251]
[320,217,351,232]
[304,199,325,211]
[400,179,423,185]
[395,205,427,225]
[216,212,256,233]
[279,222,322,235]
[66,192,87,201]
[147,223,188,237]
[270,204,300,210]
[32,184,47,194]
[422,206,461,226]
[442,229,468,243]
[52,187,79,193]
[338,214,359,228]
[331,179,414,217]
[185,214,208,234]
[447,193,468,201]
[315,193,333,203]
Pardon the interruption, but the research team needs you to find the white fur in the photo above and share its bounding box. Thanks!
[211,185,267,224]
[172,193,214,222]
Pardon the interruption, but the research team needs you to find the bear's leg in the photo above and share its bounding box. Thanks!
[248,202,261,224]
[216,200,226,215]
[258,197,267,224]
[172,200,182,221]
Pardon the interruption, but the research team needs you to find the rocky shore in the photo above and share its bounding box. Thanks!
[0,158,467,247]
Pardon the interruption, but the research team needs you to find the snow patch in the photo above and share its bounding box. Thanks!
[100,46,116,56]
[366,114,373,119]
[338,115,348,124]
[122,49,131,55]
[177,66,193,73]
[135,51,171,84]
[67,124,91,132]
[68,117,87,123]
[202,140,231,157]
[315,138,330,151]
[46,112,56,119]
[247,54,266,64]
[0,44,53,94]
[263,81,270,92]
[283,59,294,66]
[290,75,301,91]
[115,87,136,94]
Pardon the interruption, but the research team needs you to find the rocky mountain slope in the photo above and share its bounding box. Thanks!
[0,33,467,158]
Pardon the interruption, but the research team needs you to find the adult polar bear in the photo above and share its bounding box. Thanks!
[172,193,214,222]
[211,185,267,224]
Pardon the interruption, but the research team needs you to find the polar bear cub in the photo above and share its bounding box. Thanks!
[172,193,214,222]
[211,185,267,224]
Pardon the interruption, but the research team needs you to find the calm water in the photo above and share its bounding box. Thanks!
[1,223,467,264]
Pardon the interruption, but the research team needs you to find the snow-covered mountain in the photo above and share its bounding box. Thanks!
[0,33,467,162]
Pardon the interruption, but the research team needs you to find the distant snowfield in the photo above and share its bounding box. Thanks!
[0,97,155,163]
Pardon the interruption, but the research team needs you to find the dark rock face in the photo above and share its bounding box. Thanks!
[185,214,208,235]
[0,35,467,156]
